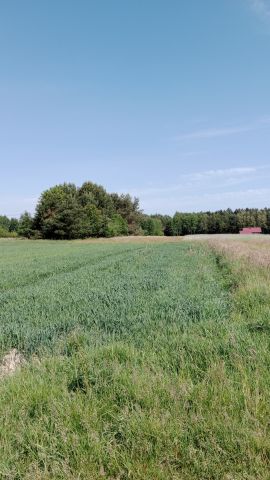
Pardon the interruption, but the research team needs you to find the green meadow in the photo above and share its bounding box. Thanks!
[0,238,269,479]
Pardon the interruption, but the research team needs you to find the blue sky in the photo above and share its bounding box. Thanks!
[1,0,270,216]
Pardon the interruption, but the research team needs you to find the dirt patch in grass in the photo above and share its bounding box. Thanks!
[0,349,25,379]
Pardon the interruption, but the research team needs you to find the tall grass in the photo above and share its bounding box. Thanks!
[0,239,269,479]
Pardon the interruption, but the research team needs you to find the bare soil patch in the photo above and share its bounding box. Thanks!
[0,349,25,379]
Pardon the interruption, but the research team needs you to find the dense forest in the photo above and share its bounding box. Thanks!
[1,181,270,239]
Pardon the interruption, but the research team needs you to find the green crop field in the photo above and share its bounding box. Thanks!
[0,238,269,479]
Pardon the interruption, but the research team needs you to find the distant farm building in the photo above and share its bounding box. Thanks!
[239,227,262,235]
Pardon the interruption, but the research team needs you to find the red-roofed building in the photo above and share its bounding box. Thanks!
[239,227,262,235]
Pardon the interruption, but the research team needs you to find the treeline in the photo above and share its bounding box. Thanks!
[167,209,270,235]
[1,181,270,238]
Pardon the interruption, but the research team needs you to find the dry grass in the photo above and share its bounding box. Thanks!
[74,235,184,244]
[185,234,270,267]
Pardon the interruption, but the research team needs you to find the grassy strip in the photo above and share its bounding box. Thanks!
[0,241,269,479]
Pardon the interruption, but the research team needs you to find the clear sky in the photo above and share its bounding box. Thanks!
[1,0,270,216]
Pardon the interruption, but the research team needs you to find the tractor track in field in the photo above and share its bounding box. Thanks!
[0,245,146,294]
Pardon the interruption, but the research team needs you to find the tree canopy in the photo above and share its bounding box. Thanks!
[33,182,139,239]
